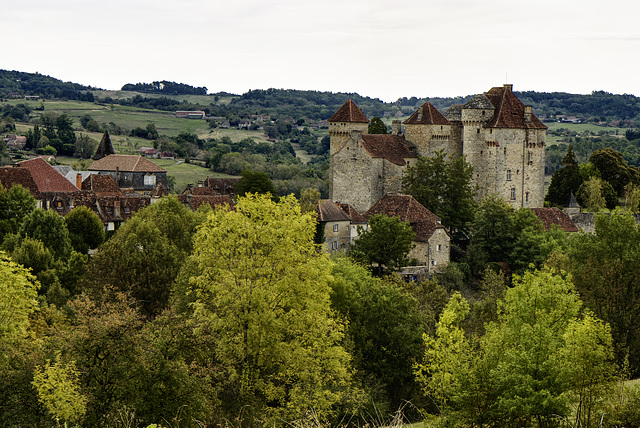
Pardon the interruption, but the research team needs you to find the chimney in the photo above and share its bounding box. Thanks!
[524,105,532,123]
[391,120,402,135]
[76,173,82,189]
[115,166,120,186]
[504,83,513,91]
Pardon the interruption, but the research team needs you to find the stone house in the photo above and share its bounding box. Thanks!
[88,154,168,194]
[363,193,450,271]
[329,84,547,213]
[317,199,352,253]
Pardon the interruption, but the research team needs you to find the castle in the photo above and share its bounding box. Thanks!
[328,84,547,213]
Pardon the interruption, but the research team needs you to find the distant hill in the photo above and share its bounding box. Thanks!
[121,80,208,96]
[0,69,95,101]
[4,70,640,125]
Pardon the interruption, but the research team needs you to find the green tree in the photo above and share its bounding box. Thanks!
[562,211,640,374]
[185,194,351,423]
[329,258,426,413]
[402,150,476,241]
[545,144,583,207]
[236,169,277,198]
[73,134,98,159]
[32,353,87,427]
[82,197,203,316]
[368,116,388,134]
[299,187,320,213]
[576,176,607,211]
[20,209,72,260]
[0,184,36,242]
[590,148,640,197]
[64,206,105,254]
[349,214,415,276]
[0,252,40,339]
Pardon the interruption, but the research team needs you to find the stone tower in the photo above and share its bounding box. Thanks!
[328,100,369,199]
[403,102,455,157]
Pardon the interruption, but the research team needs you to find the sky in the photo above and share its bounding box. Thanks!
[3,0,640,102]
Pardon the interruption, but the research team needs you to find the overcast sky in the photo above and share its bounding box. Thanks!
[4,0,640,102]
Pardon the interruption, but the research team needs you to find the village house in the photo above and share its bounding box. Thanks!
[88,154,168,194]
[317,199,353,253]
[364,193,450,271]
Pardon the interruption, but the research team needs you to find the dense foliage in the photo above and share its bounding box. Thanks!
[121,80,208,95]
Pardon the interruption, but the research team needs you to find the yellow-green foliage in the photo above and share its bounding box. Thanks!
[0,252,40,339]
[32,353,87,425]
[188,194,351,423]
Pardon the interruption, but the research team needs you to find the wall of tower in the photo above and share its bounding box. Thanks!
[404,124,453,157]
[332,136,385,213]
[461,108,493,201]
[329,122,369,199]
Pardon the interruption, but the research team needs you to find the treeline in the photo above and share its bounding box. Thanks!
[0,70,95,101]
[121,80,208,95]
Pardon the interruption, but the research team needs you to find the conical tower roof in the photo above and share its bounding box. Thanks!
[328,99,369,123]
[93,129,116,160]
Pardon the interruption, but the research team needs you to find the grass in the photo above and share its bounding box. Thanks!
[545,121,629,146]
[149,158,237,193]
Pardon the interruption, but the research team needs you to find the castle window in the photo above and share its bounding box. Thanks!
[503,147,506,154]
[526,192,530,202]
[437,244,442,251]
[510,188,516,200]
[506,170,512,181]
[482,111,486,116]
[477,128,480,134]
[490,129,493,134]
[333,224,339,232]
[480,150,483,155]
[440,126,443,130]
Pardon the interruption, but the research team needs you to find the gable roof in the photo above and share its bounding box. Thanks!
[484,85,547,129]
[364,193,440,224]
[328,100,370,123]
[82,174,123,196]
[88,155,166,173]
[531,207,579,232]
[404,102,451,126]
[360,134,417,166]
[93,129,116,160]
[317,199,351,222]
[337,202,367,224]
[0,166,42,198]
[17,158,80,192]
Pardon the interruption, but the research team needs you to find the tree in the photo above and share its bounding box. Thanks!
[64,206,105,254]
[562,211,640,374]
[368,116,388,134]
[576,176,607,211]
[0,184,36,242]
[32,353,87,426]
[73,134,98,159]
[349,214,415,276]
[82,197,203,317]
[185,194,351,423]
[298,187,320,213]
[545,144,583,207]
[0,252,40,339]
[20,209,72,260]
[236,169,277,198]
[590,148,640,197]
[329,258,426,413]
[402,150,477,241]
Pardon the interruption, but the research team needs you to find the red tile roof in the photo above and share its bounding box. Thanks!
[88,155,166,173]
[203,177,241,195]
[17,158,79,192]
[360,134,417,166]
[337,202,367,223]
[328,100,370,123]
[364,194,444,242]
[484,85,547,130]
[364,193,441,224]
[81,174,123,196]
[531,207,579,232]
[404,102,451,126]
[0,166,42,198]
[150,182,169,197]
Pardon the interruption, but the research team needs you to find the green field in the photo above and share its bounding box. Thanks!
[544,121,629,145]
